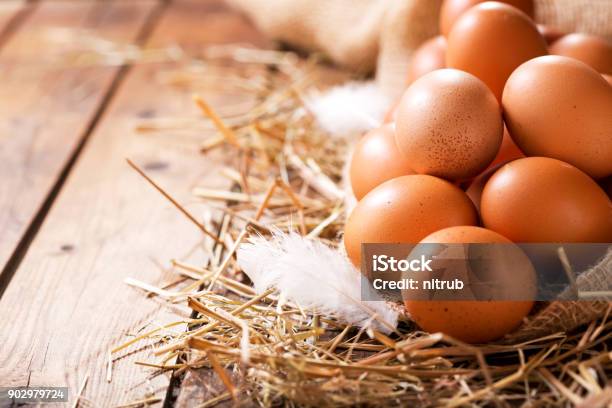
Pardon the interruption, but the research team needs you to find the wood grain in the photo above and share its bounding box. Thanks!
[0,0,267,405]
[0,0,159,283]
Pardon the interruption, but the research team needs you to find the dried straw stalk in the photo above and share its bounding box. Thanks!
[116,45,611,407]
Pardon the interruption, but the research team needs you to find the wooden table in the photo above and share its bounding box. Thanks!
[0,0,268,405]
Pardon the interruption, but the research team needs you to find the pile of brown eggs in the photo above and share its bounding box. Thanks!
[345,0,612,343]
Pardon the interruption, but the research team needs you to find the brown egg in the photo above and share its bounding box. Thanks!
[486,127,524,171]
[537,24,565,45]
[481,157,612,242]
[502,56,612,179]
[466,163,503,212]
[404,226,535,343]
[349,125,414,200]
[440,0,534,37]
[600,176,612,198]
[406,36,447,86]
[344,175,478,267]
[383,100,400,124]
[550,33,612,75]
[446,2,547,102]
[395,69,503,181]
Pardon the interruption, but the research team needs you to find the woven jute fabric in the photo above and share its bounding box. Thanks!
[226,0,612,98]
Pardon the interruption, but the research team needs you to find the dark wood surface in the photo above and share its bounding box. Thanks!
[0,0,268,405]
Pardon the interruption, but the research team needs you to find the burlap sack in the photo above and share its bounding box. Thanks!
[226,0,612,98]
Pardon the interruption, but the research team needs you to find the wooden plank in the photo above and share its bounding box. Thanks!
[0,0,267,406]
[0,0,159,282]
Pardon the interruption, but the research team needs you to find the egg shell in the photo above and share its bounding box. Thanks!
[604,74,612,86]
[600,176,612,199]
[406,36,447,86]
[439,0,534,37]
[395,69,503,181]
[485,127,524,171]
[446,2,547,102]
[344,175,478,267]
[383,99,400,124]
[458,126,524,194]
[349,125,414,200]
[466,163,504,212]
[550,33,612,74]
[404,226,535,344]
[502,55,612,179]
[536,24,565,45]
[481,157,612,243]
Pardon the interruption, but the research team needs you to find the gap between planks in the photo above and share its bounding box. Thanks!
[0,0,269,406]
[0,0,168,298]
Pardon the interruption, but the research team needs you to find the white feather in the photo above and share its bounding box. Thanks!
[237,231,398,333]
[305,81,391,136]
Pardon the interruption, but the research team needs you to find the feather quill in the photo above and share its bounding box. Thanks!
[237,231,398,333]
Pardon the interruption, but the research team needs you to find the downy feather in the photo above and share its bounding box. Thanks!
[237,231,398,333]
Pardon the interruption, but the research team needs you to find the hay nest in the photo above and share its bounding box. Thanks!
[117,46,612,407]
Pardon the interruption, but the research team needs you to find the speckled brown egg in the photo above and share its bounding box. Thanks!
[406,36,447,86]
[440,0,534,37]
[550,33,612,75]
[395,69,503,181]
[344,175,478,267]
[502,56,612,179]
[350,125,414,200]
[404,226,535,343]
[446,2,547,102]
[481,157,612,242]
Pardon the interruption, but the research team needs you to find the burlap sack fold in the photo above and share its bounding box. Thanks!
[224,0,390,73]
[226,0,612,98]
